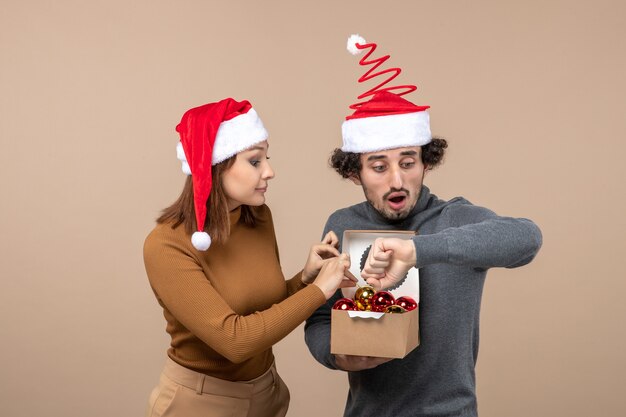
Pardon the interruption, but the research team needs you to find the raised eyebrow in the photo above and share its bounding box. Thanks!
[366,155,387,161]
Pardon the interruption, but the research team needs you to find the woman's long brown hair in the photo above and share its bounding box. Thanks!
[157,155,257,244]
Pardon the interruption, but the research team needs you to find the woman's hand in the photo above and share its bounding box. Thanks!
[312,253,357,299]
[302,231,341,284]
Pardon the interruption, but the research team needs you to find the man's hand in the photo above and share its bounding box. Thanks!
[302,231,341,284]
[334,354,393,371]
[361,238,416,290]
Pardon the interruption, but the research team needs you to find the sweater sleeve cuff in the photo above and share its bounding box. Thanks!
[286,283,327,314]
[300,283,327,306]
[412,234,449,268]
[285,270,307,296]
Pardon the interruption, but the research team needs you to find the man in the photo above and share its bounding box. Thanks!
[304,35,542,417]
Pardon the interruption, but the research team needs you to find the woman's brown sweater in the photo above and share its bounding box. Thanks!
[144,205,326,381]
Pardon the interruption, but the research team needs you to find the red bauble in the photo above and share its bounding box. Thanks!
[332,298,357,311]
[395,296,418,311]
[370,291,396,312]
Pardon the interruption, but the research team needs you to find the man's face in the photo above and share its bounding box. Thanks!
[352,146,427,221]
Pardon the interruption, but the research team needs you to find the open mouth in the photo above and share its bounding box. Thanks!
[387,194,407,210]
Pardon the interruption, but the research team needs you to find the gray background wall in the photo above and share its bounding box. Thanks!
[1,1,625,416]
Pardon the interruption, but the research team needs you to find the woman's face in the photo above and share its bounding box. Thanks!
[222,140,274,211]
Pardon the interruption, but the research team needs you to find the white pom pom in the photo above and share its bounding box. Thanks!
[192,231,211,251]
[347,34,367,55]
[176,142,191,175]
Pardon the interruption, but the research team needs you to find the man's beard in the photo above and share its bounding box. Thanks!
[362,186,421,221]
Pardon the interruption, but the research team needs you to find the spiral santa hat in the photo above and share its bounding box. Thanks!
[342,34,432,153]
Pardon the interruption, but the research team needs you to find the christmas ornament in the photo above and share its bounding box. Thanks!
[370,291,396,312]
[395,296,418,312]
[385,305,407,314]
[354,285,376,311]
[332,298,357,311]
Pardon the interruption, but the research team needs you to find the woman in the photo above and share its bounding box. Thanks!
[143,98,354,417]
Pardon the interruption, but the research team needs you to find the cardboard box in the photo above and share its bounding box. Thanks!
[330,230,420,359]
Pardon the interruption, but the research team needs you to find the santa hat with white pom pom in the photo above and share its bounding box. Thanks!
[175,98,268,251]
[342,34,432,153]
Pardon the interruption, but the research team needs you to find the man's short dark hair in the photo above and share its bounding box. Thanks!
[329,137,448,179]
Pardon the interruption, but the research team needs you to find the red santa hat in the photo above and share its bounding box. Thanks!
[175,98,268,251]
[342,34,432,153]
